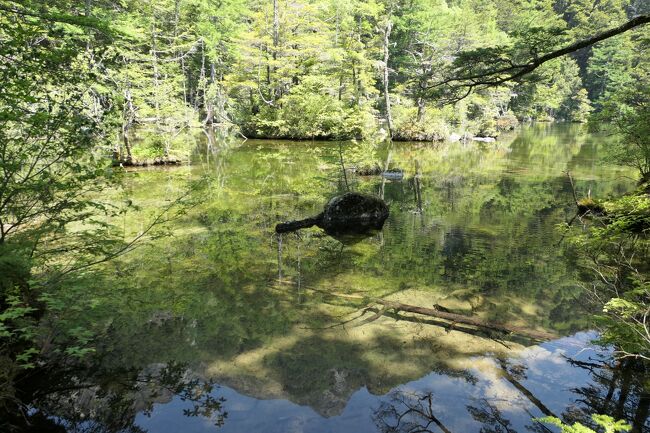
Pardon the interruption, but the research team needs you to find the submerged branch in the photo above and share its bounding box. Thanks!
[291,285,557,341]
[371,298,557,341]
[50,184,200,282]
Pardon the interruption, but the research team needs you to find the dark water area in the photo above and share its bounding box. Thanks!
[10,124,649,432]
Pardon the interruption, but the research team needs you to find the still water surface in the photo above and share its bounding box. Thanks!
[36,125,649,432]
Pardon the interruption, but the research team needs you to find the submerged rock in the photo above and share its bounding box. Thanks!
[448,133,462,142]
[382,169,404,180]
[275,192,389,235]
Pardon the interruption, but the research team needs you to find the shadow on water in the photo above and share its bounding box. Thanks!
[5,359,226,433]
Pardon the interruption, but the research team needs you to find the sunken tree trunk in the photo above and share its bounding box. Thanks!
[276,192,389,235]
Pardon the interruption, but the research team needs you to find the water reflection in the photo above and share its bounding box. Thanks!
[372,336,648,433]
[7,361,225,433]
[135,335,646,433]
[4,125,648,432]
[17,339,646,433]
[563,357,649,433]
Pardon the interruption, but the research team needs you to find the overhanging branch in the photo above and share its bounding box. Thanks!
[0,3,114,35]
[431,14,650,100]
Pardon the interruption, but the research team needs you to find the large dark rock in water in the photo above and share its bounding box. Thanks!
[275,192,389,235]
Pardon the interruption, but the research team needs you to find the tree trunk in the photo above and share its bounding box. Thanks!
[382,20,393,137]
[631,392,649,433]
[84,0,92,52]
[113,133,120,161]
[416,96,425,122]
[442,14,650,93]
[276,214,323,233]
[602,365,620,412]
[614,360,633,420]
[414,160,423,213]
[199,39,206,112]
[174,0,188,105]
[352,62,358,103]
[497,359,557,417]
[271,0,279,101]
[122,88,134,164]
[272,0,279,53]
[380,143,392,200]
[204,63,216,125]
[122,134,133,164]
[250,88,258,114]
[151,14,160,115]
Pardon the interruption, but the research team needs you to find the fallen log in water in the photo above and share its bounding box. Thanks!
[112,156,185,167]
[273,282,558,341]
[275,214,323,233]
[305,287,557,341]
[370,299,557,341]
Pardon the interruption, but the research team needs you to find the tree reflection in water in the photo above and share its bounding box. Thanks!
[374,391,454,433]
[562,356,649,433]
[4,362,226,433]
[373,356,648,433]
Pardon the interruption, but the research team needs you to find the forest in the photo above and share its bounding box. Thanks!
[1,0,650,432]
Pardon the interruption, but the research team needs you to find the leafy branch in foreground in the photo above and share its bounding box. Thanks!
[538,414,631,433]
[0,0,206,398]
[569,191,650,361]
[54,177,207,281]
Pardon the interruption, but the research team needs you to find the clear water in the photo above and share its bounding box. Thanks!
[26,124,649,432]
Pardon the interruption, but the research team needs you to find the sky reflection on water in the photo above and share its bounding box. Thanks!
[137,332,648,433]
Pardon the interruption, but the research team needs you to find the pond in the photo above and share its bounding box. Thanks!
[22,124,649,432]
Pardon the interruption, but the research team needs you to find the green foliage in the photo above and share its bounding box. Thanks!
[2,0,636,147]
[599,277,650,359]
[587,35,636,107]
[512,57,591,122]
[565,88,593,123]
[3,0,650,428]
[569,191,650,360]
[250,76,375,139]
[24,0,633,146]
[598,86,650,179]
[0,296,37,368]
[538,415,631,433]
[391,104,451,141]
[0,5,117,245]
[0,4,202,416]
